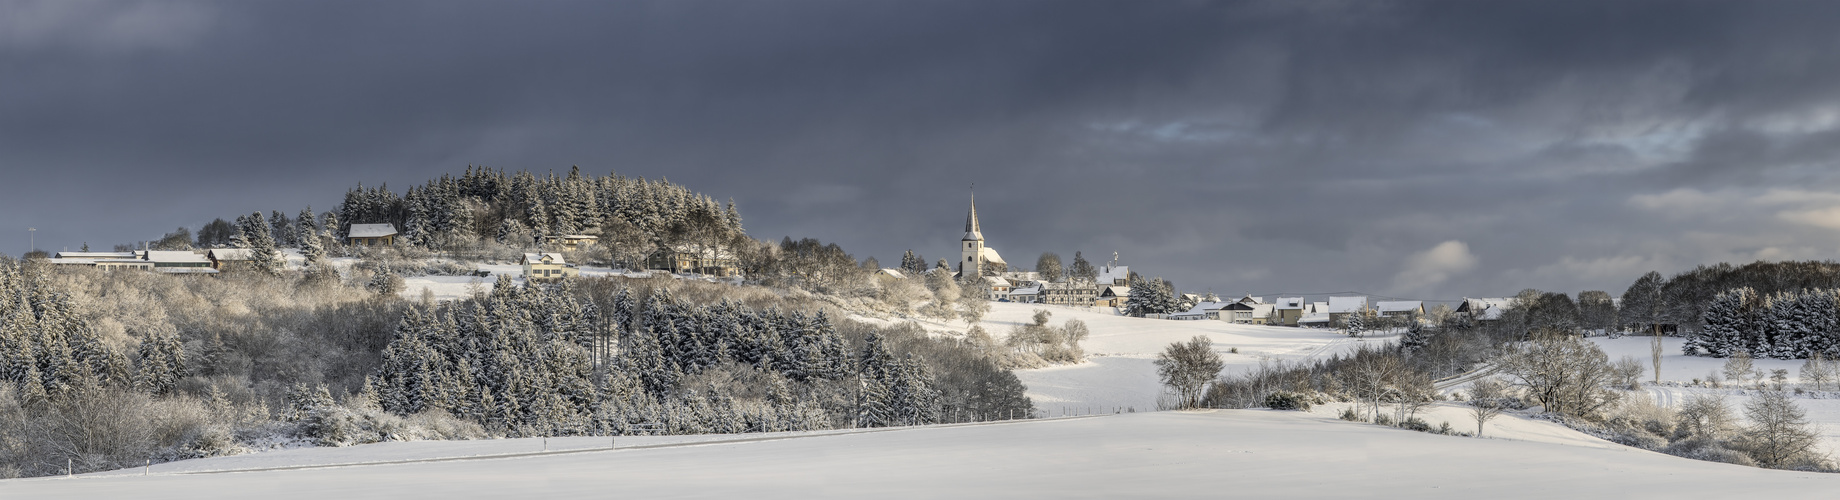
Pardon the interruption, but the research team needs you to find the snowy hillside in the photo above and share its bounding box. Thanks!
[13,410,1840,498]
[929,302,1377,413]
[1594,336,1840,457]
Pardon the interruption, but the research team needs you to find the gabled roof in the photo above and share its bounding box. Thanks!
[984,276,1012,287]
[1095,265,1130,284]
[1098,286,1131,298]
[523,252,566,265]
[1309,301,1329,314]
[349,223,399,238]
[54,251,136,259]
[144,251,209,264]
[1011,286,1042,295]
[875,268,906,279]
[207,248,254,261]
[1237,294,1265,305]
[1299,312,1332,324]
[1458,298,1513,320]
[1326,296,1367,314]
[1275,297,1306,310]
[1376,300,1423,313]
[978,247,1006,265]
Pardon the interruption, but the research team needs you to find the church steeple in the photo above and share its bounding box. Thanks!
[963,189,983,242]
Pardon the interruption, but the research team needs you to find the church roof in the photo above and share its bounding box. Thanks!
[963,192,983,241]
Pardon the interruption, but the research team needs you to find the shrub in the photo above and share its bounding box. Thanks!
[1339,408,1360,421]
[1263,392,1312,411]
[1398,417,1432,432]
[1665,437,1758,467]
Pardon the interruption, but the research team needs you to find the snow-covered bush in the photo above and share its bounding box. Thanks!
[1263,391,1312,411]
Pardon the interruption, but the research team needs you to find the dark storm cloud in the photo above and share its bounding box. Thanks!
[8,0,1840,300]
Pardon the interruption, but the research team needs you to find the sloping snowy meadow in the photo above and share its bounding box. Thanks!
[11,410,1840,499]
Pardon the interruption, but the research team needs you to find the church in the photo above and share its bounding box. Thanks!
[957,191,1007,279]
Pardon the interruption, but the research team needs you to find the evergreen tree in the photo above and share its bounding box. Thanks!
[244,211,285,275]
[1068,251,1098,282]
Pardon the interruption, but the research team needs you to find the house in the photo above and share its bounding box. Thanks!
[1042,280,1098,306]
[1181,300,1234,320]
[206,248,254,271]
[543,234,599,251]
[1220,301,1276,324]
[1007,285,1044,303]
[1171,300,1226,321]
[522,253,579,281]
[646,244,740,276]
[1274,297,1306,326]
[348,223,399,246]
[1298,302,1333,328]
[982,276,1013,301]
[1095,285,1130,308]
[144,251,216,274]
[1235,294,1265,305]
[874,268,907,281]
[1455,298,1513,322]
[1094,265,1131,286]
[1376,300,1425,317]
[1326,296,1369,324]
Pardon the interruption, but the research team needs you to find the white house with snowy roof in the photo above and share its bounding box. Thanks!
[1326,296,1369,324]
[522,252,578,281]
[1375,300,1424,317]
[347,223,399,246]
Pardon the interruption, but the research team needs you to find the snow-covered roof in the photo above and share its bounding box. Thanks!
[207,248,254,261]
[523,253,566,265]
[1309,301,1329,314]
[1326,296,1367,314]
[876,268,906,279]
[1376,301,1423,314]
[1299,312,1332,324]
[978,247,1006,265]
[1236,294,1264,305]
[155,267,219,274]
[1099,286,1131,298]
[349,223,399,238]
[1011,286,1042,295]
[144,251,208,264]
[984,276,1012,287]
[54,251,136,259]
[1458,298,1513,320]
[1275,297,1306,310]
[1196,301,1233,311]
[1095,265,1130,284]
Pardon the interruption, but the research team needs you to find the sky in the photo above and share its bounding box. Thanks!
[6,0,1840,302]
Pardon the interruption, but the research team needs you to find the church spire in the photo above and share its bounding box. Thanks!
[963,187,983,241]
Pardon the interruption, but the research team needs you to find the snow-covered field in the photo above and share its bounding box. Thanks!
[931,302,1378,413]
[1592,336,1840,457]
[12,410,1840,499]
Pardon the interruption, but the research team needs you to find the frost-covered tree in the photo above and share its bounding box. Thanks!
[1035,252,1063,283]
[1155,336,1223,409]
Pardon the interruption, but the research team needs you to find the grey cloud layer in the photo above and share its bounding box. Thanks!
[6,0,1840,300]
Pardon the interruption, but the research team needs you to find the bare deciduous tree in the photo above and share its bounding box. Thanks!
[1740,390,1826,469]
[1466,378,1509,438]
[1499,333,1621,417]
[1155,336,1224,409]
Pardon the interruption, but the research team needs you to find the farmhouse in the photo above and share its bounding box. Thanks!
[348,223,399,246]
[522,253,579,281]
